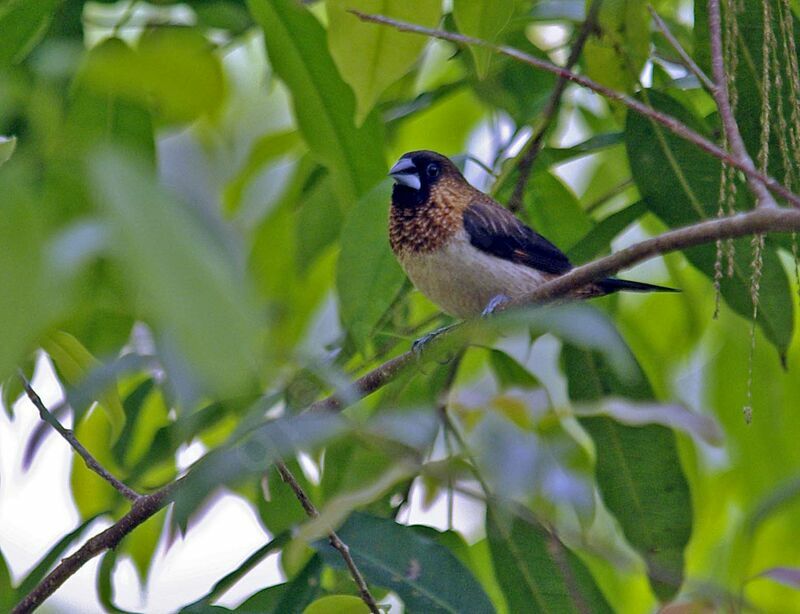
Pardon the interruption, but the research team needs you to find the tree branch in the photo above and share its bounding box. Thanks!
[351,10,800,209]
[275,462,381,614]
[707,0,778,208]
[507,0,602,212]
[648,6,715,92]
[18,372,140,502]
[12,478,182,614]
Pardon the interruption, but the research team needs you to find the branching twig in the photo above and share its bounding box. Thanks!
[18,372,140,502]
[275,462,381,614]
[648,6,715,92]
[351,10,800,208]
[708,0,778,209]
[507,0,603,212]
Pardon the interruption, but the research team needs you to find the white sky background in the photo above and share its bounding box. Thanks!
[0,4,696,610]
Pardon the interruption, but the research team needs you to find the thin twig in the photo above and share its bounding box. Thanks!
[275,462,381,614]
[18,372,140,502]
[12,477,183,614]
[648,5,715,92]
[508,0,602,212]
[351,10,800,208]
[707,0,778,209]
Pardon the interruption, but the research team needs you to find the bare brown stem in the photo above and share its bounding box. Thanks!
[275,462,381,613]
[351,10,800,208]
[708,0,778,208]
[508,0,602,212]
[648,5,715,92]
[12,478,182,614]
[19,372,140,502]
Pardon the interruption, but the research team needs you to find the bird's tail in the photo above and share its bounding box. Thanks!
[599,277,679,293]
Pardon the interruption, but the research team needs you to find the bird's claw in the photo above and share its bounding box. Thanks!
[481,294,510,317]
[412,323,457,362]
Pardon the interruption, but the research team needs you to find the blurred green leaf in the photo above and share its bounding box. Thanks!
[71,407,124,519]
[43,330,126,442]
[235,554,323,614]
[82,29,225,124]
[626,91,795,355]
[0,548,14,612]
[0,0,60,66]
[567,201,647,263]
[327,0,441,124]
[473,29,556,124]
[453,0,514,79]
[296,174,343,273]
[15,514,104,599]
[222,129,302,215]
[89,148,264,400]
[0,135,16,166]
[183,533,290,610]
[754,567,800,590]
[525,171,591,250]
[563,344,692,602]
[303,595,370,614]
[0,179,53,383]
[248,0,386,204]
[336,180,405,351]
[488,348,540,390]
[316,512,494,613]
[193,0,254,33]
[487,508,613,613]
[583,0,650,96]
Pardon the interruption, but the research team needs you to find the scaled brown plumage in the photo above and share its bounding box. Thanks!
[388,150,677,318]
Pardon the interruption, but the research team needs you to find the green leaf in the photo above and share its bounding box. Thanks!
[43,330,126,443]
[296,175,343,273]
[524,171,592,251]
[562,344,692,601]
[626,91,794,355]
[487,509,613,613]
[248,0,386,204]
[0,548,14,612]
[70,408,124,519]
[303,595,370,614]
[15,514,105,598]
[183,533,290,610]
[89,147,264,400]
[327,0,441,124]
[453,0,514,79]
[583,0,651,96]
[0,179,53,383]
[0,0,60,66]
[488,349,540,390]
[82,29,225,124]
[567,201,647,263]
[235,554,323,614]
[315,512,495,613]
[0,135,16,166]
[336,180,405,351]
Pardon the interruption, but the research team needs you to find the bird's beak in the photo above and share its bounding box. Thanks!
[389,158,421,190]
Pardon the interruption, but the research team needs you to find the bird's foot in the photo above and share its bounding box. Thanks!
[412,323,458,359]
[481,294,511,317]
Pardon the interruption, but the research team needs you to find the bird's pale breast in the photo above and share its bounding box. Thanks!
[397,229,551,318]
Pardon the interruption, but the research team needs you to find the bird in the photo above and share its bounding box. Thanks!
[388,150,676,321]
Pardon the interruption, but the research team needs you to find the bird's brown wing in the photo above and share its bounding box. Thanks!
[462,201,573,275]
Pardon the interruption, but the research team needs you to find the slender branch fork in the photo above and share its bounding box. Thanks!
[351,10,800,209]
[16,8,800,614]
[507,0,602,212]
[18,372,140,502]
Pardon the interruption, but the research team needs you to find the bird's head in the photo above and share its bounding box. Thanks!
[389,150,463,208]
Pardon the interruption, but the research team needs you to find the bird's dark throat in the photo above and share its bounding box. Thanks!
[392,183,429,209]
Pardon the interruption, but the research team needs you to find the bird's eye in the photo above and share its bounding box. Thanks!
[426,163,440,178]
